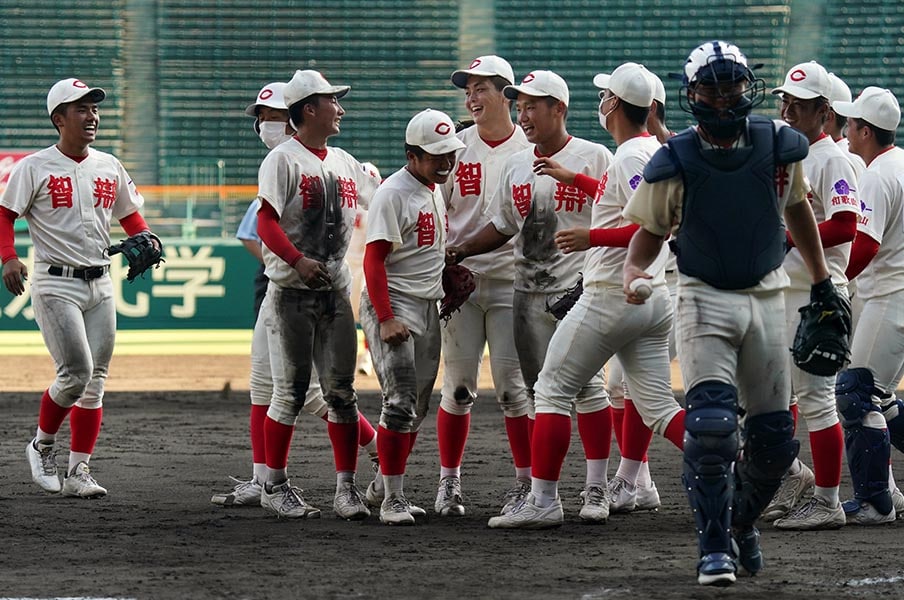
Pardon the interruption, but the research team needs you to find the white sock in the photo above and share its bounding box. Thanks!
[814,485,840,506]
[266,467,288,488]
[531,477,558,508]
[515,467,531,481]
[636,461,652,488]
[68,452,90,474]
[889,464,897,491]
[252,463,268,484]
[383,473,404,496]
[365,437,378,457]
[615,458,643,485]
[35,427,55,445]
[440,466,461,479]
[585,458,608,488]
[336,471,355,488]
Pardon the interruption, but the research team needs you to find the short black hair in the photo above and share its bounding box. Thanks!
[288,96,321,127]
[655,101,666,122]
[405,143,427,158]
[854,117,896,146]
[622,101,651,127]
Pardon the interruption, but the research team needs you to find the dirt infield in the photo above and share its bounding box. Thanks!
[1,384,903,599]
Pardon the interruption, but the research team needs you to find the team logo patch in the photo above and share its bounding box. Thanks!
[435,122,451,135]
[469,58,482,69]
[73,80,87,88]
[522,73,536,83]
[834,179,853,195]
[259,89,274,100]
[629,174,643,190]
[790,69,807,82]
[860,200,872,213]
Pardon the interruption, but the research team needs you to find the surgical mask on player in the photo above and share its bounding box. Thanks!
[598,97,617,131]
[258,121,291,149]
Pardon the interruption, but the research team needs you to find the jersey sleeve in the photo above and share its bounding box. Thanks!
[856,169,886,244]
[110,159,145,220]
[0,157,36,217]
[365,187,404,250]
[257,151,291,216]
[782,161,808,209]
[821,155,861,219]
[488,165,521,237]
[622,176,682,237]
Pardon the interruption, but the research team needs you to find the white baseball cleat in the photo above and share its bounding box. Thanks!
[487,493,563,529]
[842,498,896,525]
[261,480,321,519]
[210,476,263,507]
[380,492,416,525]
[773,495,845,530]
[635,481,661,511]
[435,476,466,517]
[892,487,904,518]
[607,475,637,513]
[579,485,610,523]
[333,482,371,520]
[26,438,61,493]
[499,478,531,515]
[61,462,107,498]
[761,460,814,521]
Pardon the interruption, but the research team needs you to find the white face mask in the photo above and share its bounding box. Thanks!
[258,121,291,149]
[598,97,617,131]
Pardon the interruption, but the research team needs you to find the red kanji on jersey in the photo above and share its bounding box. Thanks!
[554,182,587,213]
[93,177,116,209]
[595,172,609,204]
[48,175,74,208]
[300,174,323,210]
[417,211,436,247]
[455,162,482,197]
[513,183,532,218]
[337,177,357,209]
[775,166,789,197]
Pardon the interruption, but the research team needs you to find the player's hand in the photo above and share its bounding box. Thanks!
[533,157,576,185]
[379,318,410,346]
[295,257,332,288]
[445,246,466,265]
[623,265,653,305]
[555,228,590,254]
[2,258,28,296]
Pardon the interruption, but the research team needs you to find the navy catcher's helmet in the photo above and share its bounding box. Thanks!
[679,40,765,140]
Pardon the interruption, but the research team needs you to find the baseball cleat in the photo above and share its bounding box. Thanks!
[261,480,321,519]
[26,438,61,493]
[842,499,896,525]
[892,487,904,518]
[333,482,371,520]
[635,481,661,511]
[434,476,466,517]
[380,492,416,525]
[761,460,814,522]
[607,475,637,513]
[732,527,763,576]
[487,493,563,529]
[578,485,610,523]
[61,462,107,498]
[210,476,263,507]
[696,552,737,586]
[499,478,531,515]
[773,495,845,530]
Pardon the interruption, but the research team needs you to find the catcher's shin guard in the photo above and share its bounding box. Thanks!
[836,368,882,427]
[732,411,799,528]
[880,396,904,454]
[682,382,739,556]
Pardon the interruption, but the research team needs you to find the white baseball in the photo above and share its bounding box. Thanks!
[629,278,653,300]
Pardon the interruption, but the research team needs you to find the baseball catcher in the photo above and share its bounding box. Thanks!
[439,264,476,322]
[791,278,851,376]
[108,230,164,282]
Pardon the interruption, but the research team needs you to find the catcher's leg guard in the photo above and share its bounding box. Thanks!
[837,369,893,514]
[683,382,739,557]
[881,396,904,454]
[732,411,799,529]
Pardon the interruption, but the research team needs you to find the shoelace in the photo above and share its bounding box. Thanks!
[37,445,58,476]
[583,486,607,505]
[502,481,529,503]
[228,476,258,493]
[441,478,462,500]
[281,486,307,511]
[387,495,411,512]
[786,497,819,518]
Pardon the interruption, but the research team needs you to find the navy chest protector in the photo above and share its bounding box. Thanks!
[643,116,808,290]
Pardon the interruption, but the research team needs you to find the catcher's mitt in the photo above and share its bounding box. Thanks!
[440,264,476,323]
[791,278,851,376]
[108,231,164,283]
[546,276,583,320]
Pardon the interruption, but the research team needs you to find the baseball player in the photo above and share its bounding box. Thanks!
[211,81,381,510]
[2,78,159,498]
[833,86,904,525]
[254,69,379,520]
[433,55,532,518]
[360,109,464,525]
[446,70,616,521]
[485,63,685,528]
[756,62,859,530]
[623,41,833,585]
[826,73,867,180]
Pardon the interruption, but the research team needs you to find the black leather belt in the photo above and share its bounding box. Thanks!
[47,265,108,280]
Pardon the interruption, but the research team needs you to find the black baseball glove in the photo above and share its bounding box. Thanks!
[439,264,476,323]
[546,276,583,320]
[108,231,164,282]
[791,278,852,376]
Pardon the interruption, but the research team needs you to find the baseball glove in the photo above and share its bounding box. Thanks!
[546,276,583,320]
[439,264,476,323]
[108,231,164,283]
[791,278,852,376]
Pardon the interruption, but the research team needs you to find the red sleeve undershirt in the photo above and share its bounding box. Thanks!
[363,240,394,323]
[118,211,150,237]
[845,232,880,281]
[572,173,600,198]
[786,211,857,249]
[589,223,640,248]
[257,200,303,267]
[0,206,18,262]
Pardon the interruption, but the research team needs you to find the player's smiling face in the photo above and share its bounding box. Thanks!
[515,94,560,145]
[407,150,457,186]
[56,100,99,146]
[464,75,507,126]
[310,94,345,136]
[780,93,827,142]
